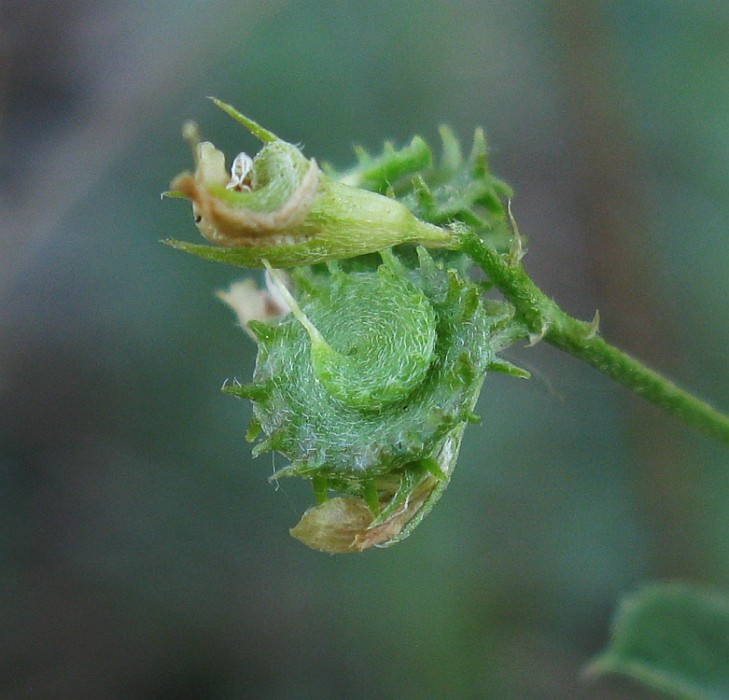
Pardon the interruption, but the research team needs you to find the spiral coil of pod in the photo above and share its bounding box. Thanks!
[231,248,491,473]
[169,102,526,551]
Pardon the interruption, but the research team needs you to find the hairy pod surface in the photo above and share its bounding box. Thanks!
[233,248,496,477]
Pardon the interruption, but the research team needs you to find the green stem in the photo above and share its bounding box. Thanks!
[459,230,729,446]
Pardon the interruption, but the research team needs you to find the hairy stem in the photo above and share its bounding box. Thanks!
[459,230,729,446]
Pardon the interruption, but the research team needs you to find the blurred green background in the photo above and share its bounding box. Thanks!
[2,1,728,698]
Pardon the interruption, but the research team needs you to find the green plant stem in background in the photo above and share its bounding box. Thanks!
[459,230,729,446]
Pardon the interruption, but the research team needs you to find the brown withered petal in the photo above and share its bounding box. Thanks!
[289,498,375,553]
[172,158,320,246]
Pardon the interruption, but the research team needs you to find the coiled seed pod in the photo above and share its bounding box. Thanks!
[225,248,505,551]
[168,103,526,552]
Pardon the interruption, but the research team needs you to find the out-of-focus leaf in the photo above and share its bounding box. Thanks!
[586,583,729,699]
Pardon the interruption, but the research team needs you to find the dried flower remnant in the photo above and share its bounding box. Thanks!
[226,152,254,191]
[290,432,459,553]
[216,269,291,340]
[166,100,455,269]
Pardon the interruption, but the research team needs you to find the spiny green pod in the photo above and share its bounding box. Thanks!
[168,105,528,552]
[223,248,517,552]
